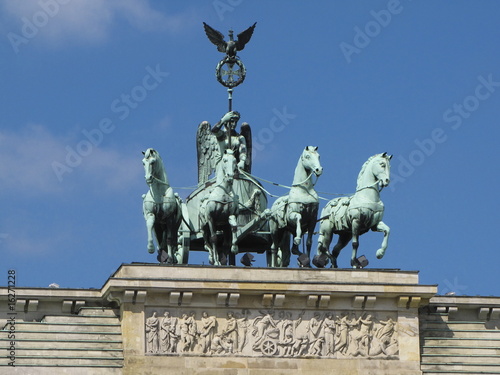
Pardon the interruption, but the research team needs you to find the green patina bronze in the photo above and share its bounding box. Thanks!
[141,23,392,269]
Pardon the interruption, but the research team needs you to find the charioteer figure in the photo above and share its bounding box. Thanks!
[197,111,252,186]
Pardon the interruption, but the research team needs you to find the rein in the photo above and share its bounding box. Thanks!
[239,169,330,201]
[212,181,234,196]
[238,169,282,198]
[355,180,382,193]
[151,175,170,186]
[239,169,317,190]
[292,171,317,187]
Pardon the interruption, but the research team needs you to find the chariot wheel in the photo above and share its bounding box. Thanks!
[261,339,278,356]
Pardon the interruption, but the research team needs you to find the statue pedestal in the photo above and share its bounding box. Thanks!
[104,264,436,375]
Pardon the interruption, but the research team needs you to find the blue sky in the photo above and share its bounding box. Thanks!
[1,0,499,297]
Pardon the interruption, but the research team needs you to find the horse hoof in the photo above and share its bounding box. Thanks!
[312,255,325,268]
[376,249,385,259]
[294,237,301,246]
[148,247,155,254]
[231,246,239,255]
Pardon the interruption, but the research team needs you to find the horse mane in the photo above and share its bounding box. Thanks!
[356,153,383,190]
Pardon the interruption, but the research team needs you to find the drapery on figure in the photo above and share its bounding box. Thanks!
[197,111,252,185]
[145,312,160,353]
[221,311,238,352]
[160,311,172,352]
[199,311,217,353]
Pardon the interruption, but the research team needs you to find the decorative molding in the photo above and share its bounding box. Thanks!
[447,306,458,318]
[62,300,72,313]
[353,296,364,308]
[274,294,285,307]
[365,296,376,309]
[27,299,39,312]
[490,308,500,320]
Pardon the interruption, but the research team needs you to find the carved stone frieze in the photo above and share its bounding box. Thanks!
[145,309,399,359]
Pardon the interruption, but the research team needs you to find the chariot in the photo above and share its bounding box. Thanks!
[180,164,272,266]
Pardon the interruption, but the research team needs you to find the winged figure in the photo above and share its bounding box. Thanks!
[197,120,220,186]
[203,22,257,59]
[197,111,252,185]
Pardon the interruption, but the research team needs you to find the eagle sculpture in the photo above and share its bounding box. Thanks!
[203,22,257,60]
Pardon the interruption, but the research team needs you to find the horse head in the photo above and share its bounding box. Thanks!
[142,148,166,186]
[302,146,323,177]
[220,149,237,185]
[372,152,392,188]
[356,153,393,191]
[142,148,157,185]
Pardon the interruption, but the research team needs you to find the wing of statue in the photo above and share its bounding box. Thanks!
[235,22,257,51]
[240,122,252,173]
[196,121,220,185]
[203,22,227,53]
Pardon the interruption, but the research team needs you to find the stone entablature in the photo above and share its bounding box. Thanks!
[3,265,500,374]
[101,265,435,374]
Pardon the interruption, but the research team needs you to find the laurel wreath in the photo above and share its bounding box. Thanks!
[215,57,246,88]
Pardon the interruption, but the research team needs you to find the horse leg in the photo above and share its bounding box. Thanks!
[331,232,351,268]
[229,214,238,255]
[164,223,175,265]
[201,223,214,264]
[207,218,220,266]
[155,222,171,263]
[203,209,219,266]
[145,213,156,254]
[268,219,279,268]
[350,219,361,268]
[288,212,302,255]
[163,203,179,264]
[301,228,314,268]
[306,230,313,260]
[317,219,334,267]
[219,223,230,266]
[280,232,291,267]
[373,221,390,259]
